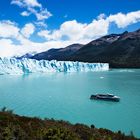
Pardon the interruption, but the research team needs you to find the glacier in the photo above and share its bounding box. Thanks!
[0,57,109,75]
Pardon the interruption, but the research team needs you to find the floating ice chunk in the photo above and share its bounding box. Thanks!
[100,76,104,79]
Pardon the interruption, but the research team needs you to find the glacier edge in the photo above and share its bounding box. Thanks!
[0,58,109,75]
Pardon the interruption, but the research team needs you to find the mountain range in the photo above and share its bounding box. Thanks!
[30,29,140,68]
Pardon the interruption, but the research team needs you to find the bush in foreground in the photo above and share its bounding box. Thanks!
[0,109,138,140]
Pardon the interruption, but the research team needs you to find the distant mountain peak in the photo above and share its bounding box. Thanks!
[31,43,83,61]
[122,31,129,35]
[136,28,140,33]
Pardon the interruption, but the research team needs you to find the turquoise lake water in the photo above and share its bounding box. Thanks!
[0,69,140,137]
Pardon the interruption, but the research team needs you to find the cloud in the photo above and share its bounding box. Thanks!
[11,0,52,21]
[59,20,87,41]
[108,10,140,28]
[21,11,30,16]
[38,30,52,40]
[24,0,41,7]
[28,7,52,21]
[11,0,41,8]
[11,0,23,7]
[34,21,47,28]
[97,13,106,20]
[0,39,16,57]
[38,19,109,42]
[21,23,35,38]
[0,20,19,38]
[38,20,87,41]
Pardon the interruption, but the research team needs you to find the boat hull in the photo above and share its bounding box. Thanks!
[90,95,120,102]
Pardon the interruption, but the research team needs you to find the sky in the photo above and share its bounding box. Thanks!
[0,0,140,57]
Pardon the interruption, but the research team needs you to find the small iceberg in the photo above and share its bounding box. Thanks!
[100,76,104,79]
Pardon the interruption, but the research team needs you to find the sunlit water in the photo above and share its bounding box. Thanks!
[0,69,140,137]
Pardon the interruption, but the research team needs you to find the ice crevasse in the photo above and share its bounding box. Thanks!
[0,57,109,74]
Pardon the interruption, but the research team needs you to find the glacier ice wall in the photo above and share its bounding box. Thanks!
[0,58,109,74]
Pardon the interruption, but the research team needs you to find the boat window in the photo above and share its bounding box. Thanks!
[106,94,113,97]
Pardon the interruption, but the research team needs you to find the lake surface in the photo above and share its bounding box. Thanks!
[0,69,140,137]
